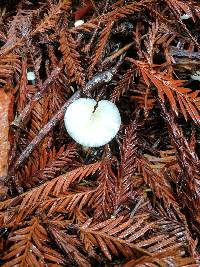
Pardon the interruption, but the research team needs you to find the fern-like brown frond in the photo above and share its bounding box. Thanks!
[2,217,65,266]
[114,121,139,214]
[0,53,21,84]
[28,99,49,141]
[110,68,134,102]
[70,20,98,34]
[159,99,200,228]
[78,215,183,262]
[165,0,196,20]
[130,59,200,124]
[137,156,180,212]
[144,147,177,170]
[91,159,117,220]
[2,162,101,226]
[124,255,198,267]
[89,3,141,75]
[144,20,177,64]
[60,29,85,86]
[46,224,90,267]
[42,188,96,217]
[32,0,71,35]
[20,160,100,207]
[17,144,78,187]
[88,20,114,76]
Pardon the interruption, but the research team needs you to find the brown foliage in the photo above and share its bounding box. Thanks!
[0,0,200,266]
[60,29,85,86]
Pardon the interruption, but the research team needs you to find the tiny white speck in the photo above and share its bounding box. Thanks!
[191,71,200,82]
[180,14,191,20]
[74,20,84,27]
[27,71,36,81]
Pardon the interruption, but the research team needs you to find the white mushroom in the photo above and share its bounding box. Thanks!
[27,71,36,81]
[74,19,84,27]
[64,98,121,147]
[191,70,200,82]
[180,14,191,20]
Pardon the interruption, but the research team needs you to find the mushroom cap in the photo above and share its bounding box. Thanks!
[191,70,200,82]
[27,71,36,81]
[180,14,191,20]
[74,19,84,27]
[64,98,121,147]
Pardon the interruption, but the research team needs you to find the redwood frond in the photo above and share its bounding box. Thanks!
[42,188,96,216]
[159,99,200,228]
[32,0,71,35]
[124,255,198,267]
[165,0,196,21]
[0,90,12,178]
[47,224,90,267]
[130,59,200,124]
[70,20,98,33]
[19,161,101,210]
[0,53,20,84]
[59,29,85,86]
[88,20,113,76]
[137,156,180,211]
[2,218,64,266]
[110,68,134,102]
[89,3,141,75]
[91,159,117,220]
[28,99,49,140]
[0,162,101,227]
[144,147,177,170]
[78,215,183,262]
[144,21,177,64]
[17,144,78,187]
[114,121,139,214]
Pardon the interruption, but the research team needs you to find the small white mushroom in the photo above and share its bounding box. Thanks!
[27,71,36,81]
[74,19,84,27]
[64,98,121,147]
[191,70,200,82]
[180,14,191,20]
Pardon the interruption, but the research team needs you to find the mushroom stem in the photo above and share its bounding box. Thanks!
[82,146,89,152]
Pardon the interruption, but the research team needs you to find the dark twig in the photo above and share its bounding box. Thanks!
[102,42,134,66]
[170,46,200,60]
